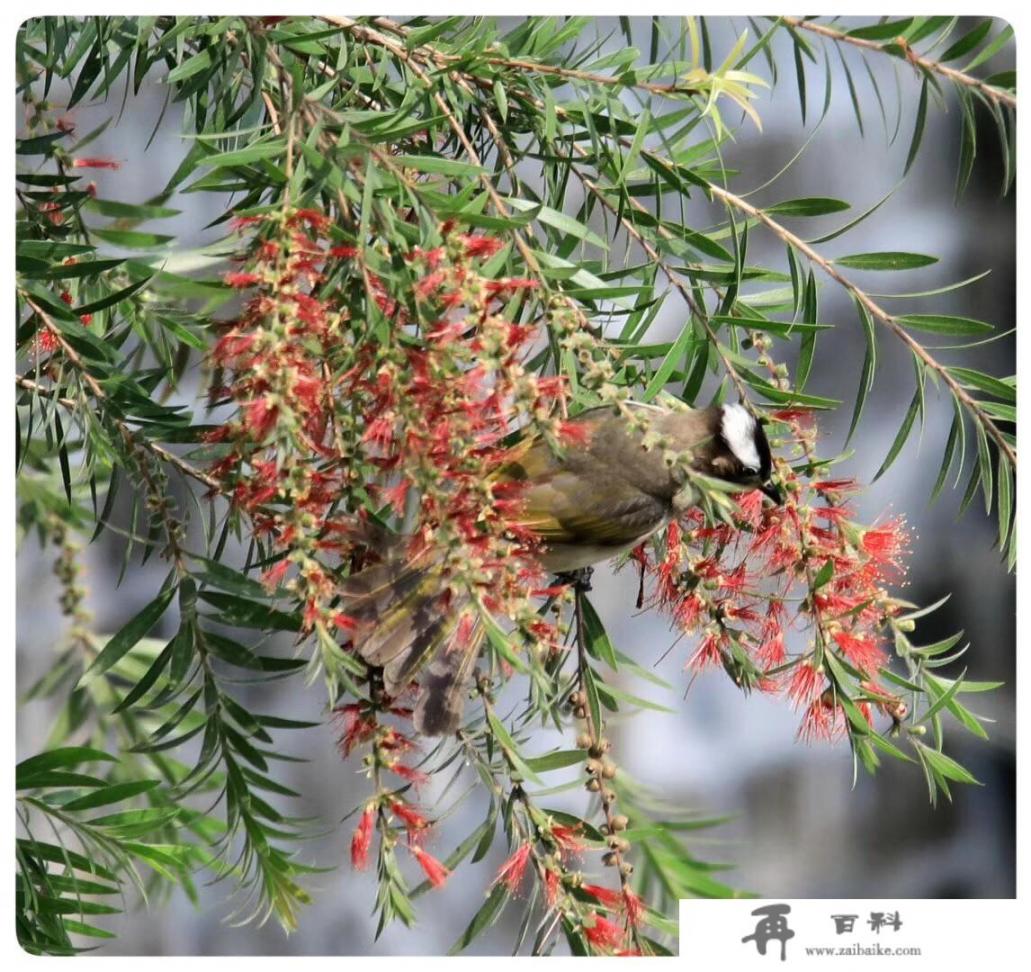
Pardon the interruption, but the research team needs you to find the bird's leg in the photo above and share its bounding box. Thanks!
[553,566,594,593]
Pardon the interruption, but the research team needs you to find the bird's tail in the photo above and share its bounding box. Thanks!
[341,549,482,736]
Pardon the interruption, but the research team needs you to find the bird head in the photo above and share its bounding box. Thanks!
[711,402,782,503]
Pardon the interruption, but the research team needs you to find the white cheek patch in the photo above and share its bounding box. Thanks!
[721,403,762,471]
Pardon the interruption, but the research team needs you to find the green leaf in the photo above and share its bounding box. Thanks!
[17,748,117,788]
[91,228,173,249]
[836,251,938,271]
[873,386,921,480]
[506,198,607,249]
[940,19,993,62]
[61,779,161,812]
[579,596,618,669]
[897,314,994,336]
[193,557,269,598]
[450,882,509,954]
[165,46,216,84]
[78,586,176,688]
[524,749,587,773]
[200,140,287,168]
[394,155,485,177]
[845,298,877,446]
[197,591,300,631]
[766,197,850,217]
[846,18,914,41]
[904,78,929,176]
[812,559,834,589]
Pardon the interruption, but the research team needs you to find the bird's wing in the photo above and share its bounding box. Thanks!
[516,470,668,545]
[499,411,670,546]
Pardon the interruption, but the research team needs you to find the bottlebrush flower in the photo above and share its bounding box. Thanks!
[333,704,377,757]
[261,558,290,591]
[410,846,450,888]
[582,883,622,909]
[623,888,645,927]
[544,868,561,906]
[389,763,430,788]
[350,806,375,870]
[224,271,262,288]
[787,661,823,708]
[584,913,625,951]
[71,156,120,169]
[832,631,886,675]
[797,696,846,743]
[861,518,910,574]
[549,823,585,856]
[493,843,531,892]
[390,800,429,839]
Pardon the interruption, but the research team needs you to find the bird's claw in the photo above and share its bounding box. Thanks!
[554,566,594,593]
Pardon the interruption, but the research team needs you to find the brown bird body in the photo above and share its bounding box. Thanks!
[343,401,778,735]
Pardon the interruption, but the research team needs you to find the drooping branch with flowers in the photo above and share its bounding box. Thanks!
[16,14,1012,956]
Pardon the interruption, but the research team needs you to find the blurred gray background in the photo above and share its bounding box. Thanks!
[16,15,1015,955]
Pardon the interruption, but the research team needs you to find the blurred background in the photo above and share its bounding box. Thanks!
[16,15,1015,955]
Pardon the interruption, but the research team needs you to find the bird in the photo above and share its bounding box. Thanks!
[342,400,781,735]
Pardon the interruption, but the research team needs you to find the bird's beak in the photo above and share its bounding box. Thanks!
[760,480,783,504]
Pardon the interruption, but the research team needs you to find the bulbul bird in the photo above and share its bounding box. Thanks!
[343,401,780,735]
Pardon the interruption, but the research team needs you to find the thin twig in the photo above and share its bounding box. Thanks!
[705,184,1016,469]
[782,16,1016,112]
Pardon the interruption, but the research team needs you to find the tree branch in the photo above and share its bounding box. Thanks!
[704,183,1015,468]
[782,16,1016,112]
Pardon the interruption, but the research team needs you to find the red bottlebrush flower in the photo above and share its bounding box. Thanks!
[329,244,358,259]
[757,630,786,668]
[71,156,120,169]
[34,329,59,354]
[558,418,593,447]
[230,214,265,231]
[332,612,359,632]
[582,883,622,909]
[797,696,845,743]
[687,631,724,670]
[483,277,539,298]
[389,763,430,787]
[287,208,330,230]
[350,805,375,870]
[494,843,531,892]
[451,611,477,651]
[390,800,429,838]
[224,271,263,288]
[585,913,625,952]
[736,488,765,528]
[812,478,860,495]
[59,291,73,305]
[261,558,290,591]
[832,630,886,675]
[787,661,823,708]
[243,397,278,440]
[550,823,585,855]
[363,414,396,449]
[333,703,378,757]
[410,845,449,888]
[414,270,446,300]
[622,888,645,927]
[381,478,410,517]
[79,313,93,327]
[544,868,561,906]
[862,518,909,573]
[460,234,504,258]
